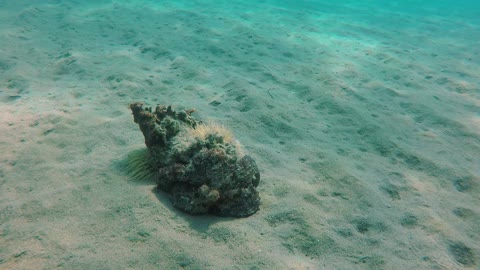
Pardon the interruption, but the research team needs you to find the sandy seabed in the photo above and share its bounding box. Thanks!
[1,1,479,269]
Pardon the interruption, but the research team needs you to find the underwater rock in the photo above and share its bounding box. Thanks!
[129,102,260,217]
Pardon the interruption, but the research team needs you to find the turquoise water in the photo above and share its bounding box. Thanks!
[1,1,479,269]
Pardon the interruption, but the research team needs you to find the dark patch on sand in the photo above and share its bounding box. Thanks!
[453,176,476,192]
[400,213,418,227]
[452,207,476,220]
[352,217,387,234]
[380,183,401,200]
[448,241,476,267]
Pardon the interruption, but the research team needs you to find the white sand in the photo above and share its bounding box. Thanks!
[1,1,479,269]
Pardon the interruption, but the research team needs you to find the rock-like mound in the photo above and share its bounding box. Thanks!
[129,102,260,217]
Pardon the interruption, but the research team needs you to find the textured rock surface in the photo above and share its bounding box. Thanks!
[129,102,260,217]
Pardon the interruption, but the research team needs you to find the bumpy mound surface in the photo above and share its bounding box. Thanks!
[129,102,260,217]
